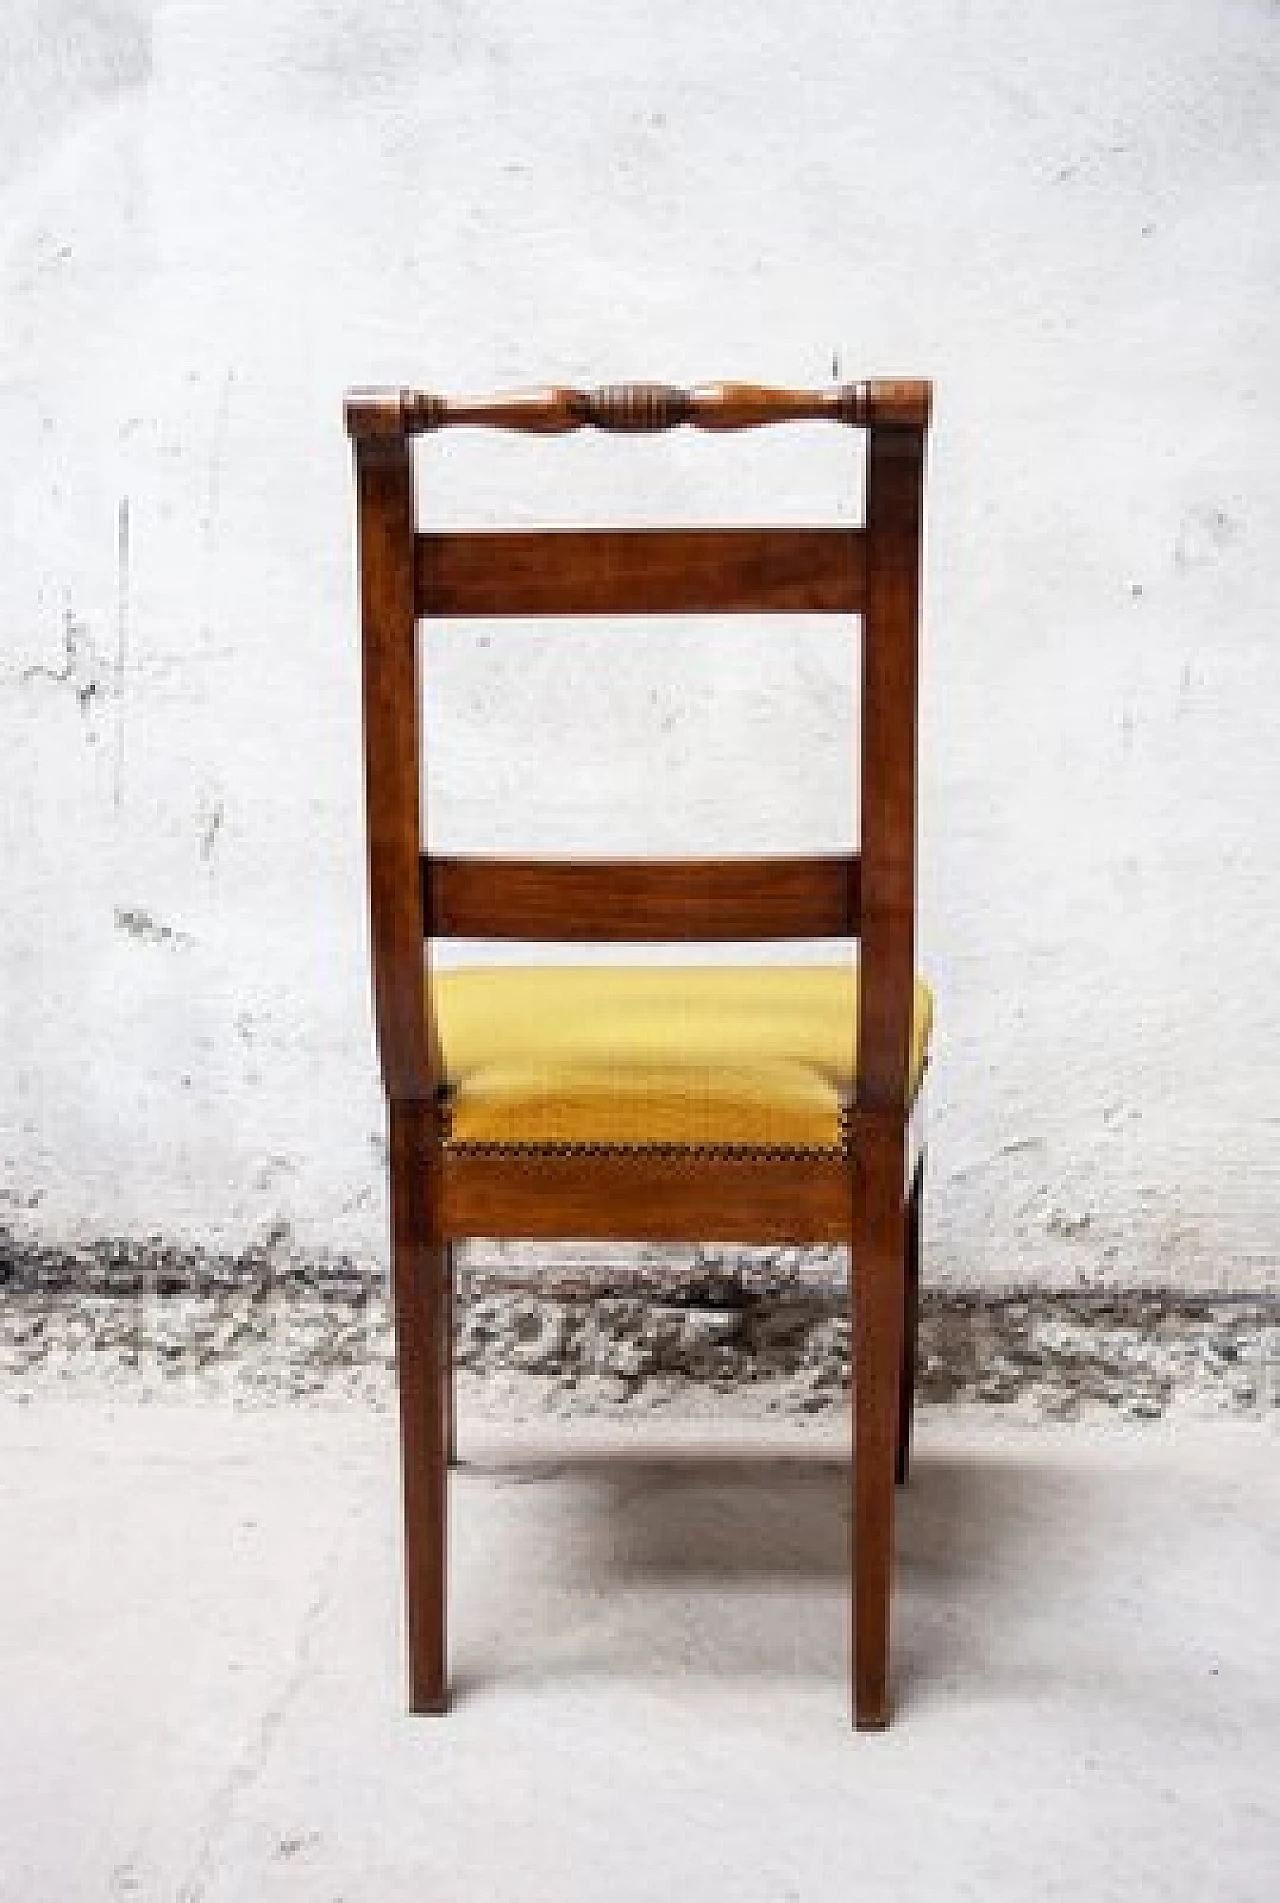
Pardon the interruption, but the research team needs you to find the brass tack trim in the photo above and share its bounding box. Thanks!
[442,1137,851,1163]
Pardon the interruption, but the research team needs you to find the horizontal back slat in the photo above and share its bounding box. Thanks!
[423,854,861,941]
[416,528,864,618]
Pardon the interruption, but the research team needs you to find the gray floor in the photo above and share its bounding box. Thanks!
[1,1396,1276,1901]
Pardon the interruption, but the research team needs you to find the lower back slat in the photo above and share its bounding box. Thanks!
[423,854,861,941]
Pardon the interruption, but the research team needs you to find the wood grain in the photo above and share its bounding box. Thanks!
[856,424,925,1119]
[346,380,932,438]
[850,419,926,1728]
[896,1158,923,1487]
[354,434,441,1102]
[354,434,449,1712]
[851,1113,907,1729]
[423,854,861,941]
[388,1099,448,1712]
[416,527,864,618]
[439,1147,855,1246]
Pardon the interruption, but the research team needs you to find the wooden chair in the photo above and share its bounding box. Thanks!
[346,378,932,1728]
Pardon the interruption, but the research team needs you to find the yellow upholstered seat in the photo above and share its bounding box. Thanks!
[432,964,932,1153]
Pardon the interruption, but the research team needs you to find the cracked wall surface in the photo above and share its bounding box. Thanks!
[3,1236,1276,1420]
[2,1,1279,1292]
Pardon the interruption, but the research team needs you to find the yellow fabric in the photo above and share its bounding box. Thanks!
[431,964,933,1152]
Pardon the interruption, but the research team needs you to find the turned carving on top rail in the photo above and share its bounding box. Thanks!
[345,380,932,440]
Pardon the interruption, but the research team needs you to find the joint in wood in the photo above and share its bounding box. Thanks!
[864,381,933,432]
[345,388,407,441]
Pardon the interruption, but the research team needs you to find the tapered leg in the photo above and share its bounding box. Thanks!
[853,1129,907,1729]
[896,1159,923,1487]
[444,1242,458,1468]
[388,1098,448,1713]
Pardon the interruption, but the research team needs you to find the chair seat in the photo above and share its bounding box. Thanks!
[432,964,933,1153]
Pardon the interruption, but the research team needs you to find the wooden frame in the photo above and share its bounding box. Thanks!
[348,379,931,1728]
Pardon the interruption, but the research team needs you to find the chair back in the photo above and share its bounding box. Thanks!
[347,379,929,1117]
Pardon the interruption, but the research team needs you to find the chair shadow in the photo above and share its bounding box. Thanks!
[451,1437,1094,1703]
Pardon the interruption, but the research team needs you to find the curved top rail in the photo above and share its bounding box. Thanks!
[345,379,931,441]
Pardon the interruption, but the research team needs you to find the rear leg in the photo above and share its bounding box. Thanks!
[896,1158,923,1486]
[444,1241,458,1468]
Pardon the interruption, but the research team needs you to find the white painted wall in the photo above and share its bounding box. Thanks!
[2,0,1278,1288]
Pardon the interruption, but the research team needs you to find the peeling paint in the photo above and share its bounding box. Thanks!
[113,906,190,948]
[20,607,105,712]
[0,1236,1274,1419]
[198,798,224,862]
[1173,505,1239,572]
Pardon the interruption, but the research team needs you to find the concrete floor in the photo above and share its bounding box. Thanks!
[0,1397,1276,1901]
